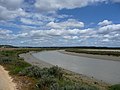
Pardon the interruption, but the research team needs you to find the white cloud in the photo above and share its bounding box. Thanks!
[16,33,29,38]
[0,22,120,46]
[20,18,43,25]
[0,29,12,34]
[0,29,14,39]
[14,28,93,40]
[0,0,23,10]
[47,19,84,29]
[98,24,120,34]
[0,0,120,46]
[0,6,26,20]
[0,0,119,22]
[63,36,79,39]
[35,0,106,12]
[102,38,109,42]
[98,20,112,26]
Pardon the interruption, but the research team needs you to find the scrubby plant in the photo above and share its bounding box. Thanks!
[19,66,42,78]
[0,57,12,64]
[48,66,63,79]
[36,78,98,90]
[20,66,98,90]
[109,84,120,90]
[36,76,57,90]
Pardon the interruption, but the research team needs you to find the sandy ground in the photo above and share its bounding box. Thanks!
[59,50,120,61]
[0,66,16,90]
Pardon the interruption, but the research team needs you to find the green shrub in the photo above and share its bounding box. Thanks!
[109,84,120,90]
[0,57,12,64]
[36,76,57,89]
[48,66,63,79]
[19,66,42,78]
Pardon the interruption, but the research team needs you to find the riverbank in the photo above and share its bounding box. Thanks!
[20,52,109,90]
[59,50,120,61]
[0,65,16,90]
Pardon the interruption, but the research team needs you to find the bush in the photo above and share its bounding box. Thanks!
[19,66,63,79]
[19,66,42,78]
[48,66,63,79]
[36,78,98,90]
[109,84,120,90]
[36,76,57,90]
[0,57,12,64]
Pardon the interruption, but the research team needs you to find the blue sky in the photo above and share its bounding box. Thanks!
[0,0,120,47]
[59,3,120,24]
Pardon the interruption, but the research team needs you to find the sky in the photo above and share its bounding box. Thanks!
[0,0,120,47]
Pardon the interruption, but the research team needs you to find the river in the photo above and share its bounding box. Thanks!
[32,51,120,85]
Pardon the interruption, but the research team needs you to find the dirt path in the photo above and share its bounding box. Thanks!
[0,65,16,90]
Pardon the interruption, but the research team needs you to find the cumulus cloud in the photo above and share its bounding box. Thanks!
[20,18,43,25]
[98,24,120,34]
[16,33,29,38]
[0,29,13,39]
[35,0,106,12]
[0,6,26,20]
[63,36,79,40]
[0,0,120,46]
[0,0,120,21]
[0,0,119,21]
[0,29,12,34]
[0,0,26,20]
[0,0,23,10]
[95,23,120,46]
[98,20,112,26]
[14,28,93,40]
[0,22,120,46]
[47,19,84,29]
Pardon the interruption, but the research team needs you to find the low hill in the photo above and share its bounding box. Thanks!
[0,45,17,48]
